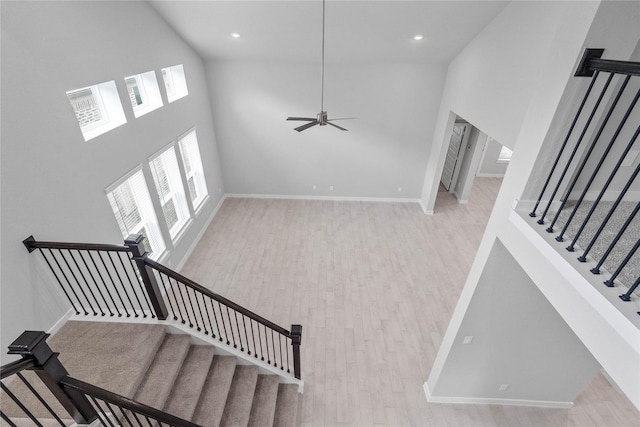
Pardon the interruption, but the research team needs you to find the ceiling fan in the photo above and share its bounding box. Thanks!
[287,0,355,132]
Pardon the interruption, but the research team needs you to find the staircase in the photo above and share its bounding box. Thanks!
[1,321,299,427]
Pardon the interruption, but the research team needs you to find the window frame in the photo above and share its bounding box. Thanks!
[177,128,209,213]
[105,166,166,260]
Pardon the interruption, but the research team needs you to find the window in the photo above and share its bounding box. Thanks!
[106,169,165,258]
[161,64,188,102]
[149,146,190,240]
[498,145,513,163]
[178,129,208,211]
[67,81,126,141]
[124,71,163,118]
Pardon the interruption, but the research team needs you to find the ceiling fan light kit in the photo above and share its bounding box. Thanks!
[287,0,355,132]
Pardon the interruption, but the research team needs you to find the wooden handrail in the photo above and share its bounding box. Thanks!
[0,358,35,380]
[144,258,292,337]
[23,235,129,254]
[61,377,200,427]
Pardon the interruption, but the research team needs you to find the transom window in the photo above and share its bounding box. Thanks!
[161,64,188,103]
[66,80,126,141]
[149,146,190,240]
[178,129,208,211]
[106,169,165,258]
[124,71,163,118]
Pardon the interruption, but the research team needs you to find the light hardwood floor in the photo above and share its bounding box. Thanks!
[181,178,640,427]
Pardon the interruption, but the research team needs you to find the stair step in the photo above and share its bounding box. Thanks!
[163,345,215,421]
[247,375,280,427]
[192,356,237,427]
[272,384,299,427]
[133,333,191,409]
[219,365,259,427]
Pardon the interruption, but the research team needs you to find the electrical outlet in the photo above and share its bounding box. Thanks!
[462,336,473,345]
[329,185,334,191]
[313,185,317,190]
[398,187,402,192]
[499,384,509,391]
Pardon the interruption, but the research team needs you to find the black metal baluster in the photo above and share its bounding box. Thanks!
[144,415,154,427]
[158,273,179,321]
[250,320,258,358]
[175,282,193,327]
[98,252,128,317]
[117,252,148,317]
[604,237,640,287]
[565,107,640,250]
[257,322,264,361]
[39,248,80,314]
[118,406,136,427]
[591,202,640,274]
[265,326,271,364]
[200,294,215,336]
[242,316,250,355]
[49,248,88,315]
[1,383,44,426]
[530,71,601,217]
[16,372,66,426]
[131,411,144,427]
[78,251,112,317]
[208,298,223,341]
[217,302,230,345]
[67,249,103,316]
[271,330,276,366]
[88,252,120,317]
[286,335,291,373]
[189,287,204,332]
[106,252,137,317]
[103,402,120,427]
[579,156,640,262]
[226,306,237,348]
[125,254,155,318]
[195,292,209,335]
[279,333,284,370]
[234,311,244,351]
[58,249,96,315]
[0,411,17,427]
[538,72,614,226]
[88,396,111,427]
[620,276,640,301]
[548,74,630,233]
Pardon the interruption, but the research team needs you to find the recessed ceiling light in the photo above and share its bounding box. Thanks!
[231,32,241,38]
[413,35,424,41]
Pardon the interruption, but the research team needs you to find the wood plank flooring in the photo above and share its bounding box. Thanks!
[181,178,640,426]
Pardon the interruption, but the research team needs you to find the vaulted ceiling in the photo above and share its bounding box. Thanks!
[149,1,509,64]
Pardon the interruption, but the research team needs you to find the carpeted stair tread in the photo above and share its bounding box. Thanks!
[133,333,191,410]
[1,321,166,420]
[163,345,215,421]
[192,355,237,427]
[247,375,280,427]
[219,365,259,427]
[272,384,299,427]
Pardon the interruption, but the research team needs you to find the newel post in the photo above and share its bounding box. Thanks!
[124,234,168,320]
[290,324,302,380]
[8,331,98,424]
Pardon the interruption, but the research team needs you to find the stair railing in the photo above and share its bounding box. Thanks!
[528,48,640,309]
[23,234,303,379]
[1,331,198,427]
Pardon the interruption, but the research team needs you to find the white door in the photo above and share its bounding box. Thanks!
[441,124,467,191]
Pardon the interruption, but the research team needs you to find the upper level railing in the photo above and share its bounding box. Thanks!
[528,48,640,308]
[1,331,198,427]
[23,234,302,379]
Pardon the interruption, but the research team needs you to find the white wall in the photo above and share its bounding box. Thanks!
[207,61,446,199]
[477,138,508,177]
[0,1,224,363]
[427,0,640,408]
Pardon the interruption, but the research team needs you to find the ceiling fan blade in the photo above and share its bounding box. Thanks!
[287,117,316,121]
[327,117,357,121]
[295,121,319,132]
[327,122,348,131]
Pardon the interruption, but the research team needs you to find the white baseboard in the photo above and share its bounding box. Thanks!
[576,190,640,202]
[419,200,433,215]
[225,193,421,204]
[423,382,573,409]
[476,173,505,178]
[47,308,75,337]
[175,195,226,272]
